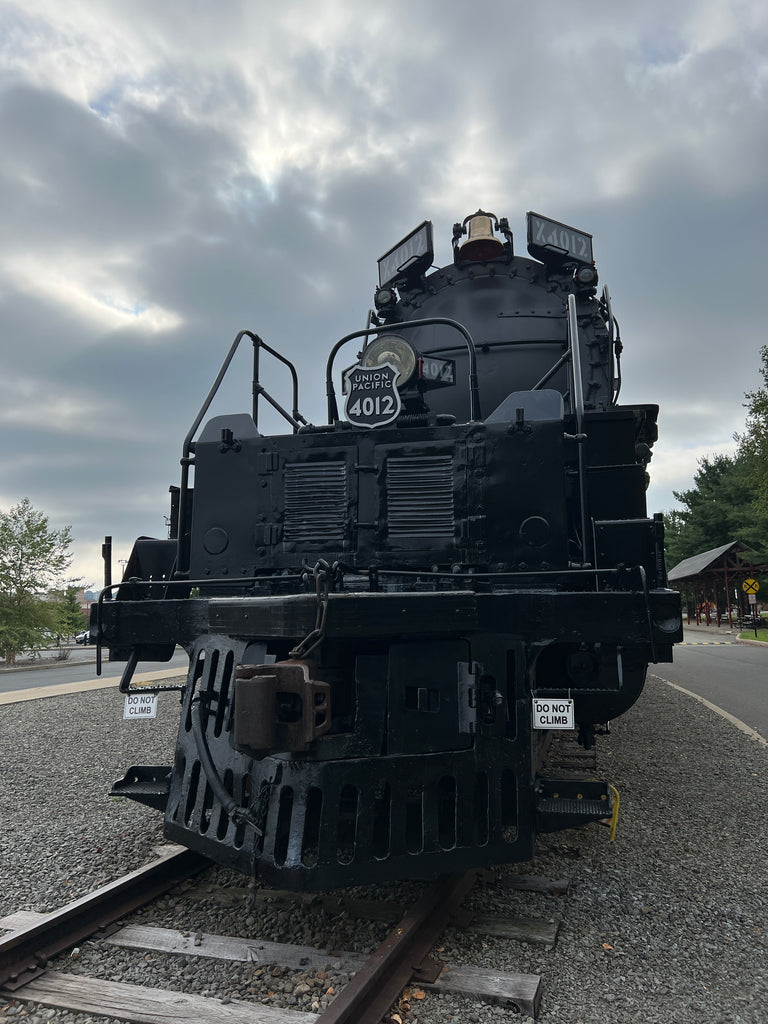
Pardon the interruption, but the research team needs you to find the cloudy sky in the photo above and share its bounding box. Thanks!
[1,0,766,587]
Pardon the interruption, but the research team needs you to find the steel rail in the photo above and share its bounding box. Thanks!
[315,869,479,1024]
[0,847,209,990]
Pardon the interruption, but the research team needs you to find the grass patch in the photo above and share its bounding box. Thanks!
[738,628,768,642]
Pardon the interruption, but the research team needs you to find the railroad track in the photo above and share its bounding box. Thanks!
[0,846,568,1021]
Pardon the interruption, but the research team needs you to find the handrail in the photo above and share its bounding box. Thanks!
[567,294,585,434]
[567,293,591,565]
[638,564,658,663]
[324,317,481,423]
[175,330,305,578]
[250,332,307,432]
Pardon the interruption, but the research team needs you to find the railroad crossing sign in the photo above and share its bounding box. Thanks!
[742,578,760,594]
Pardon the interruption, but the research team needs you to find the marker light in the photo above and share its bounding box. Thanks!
[360,335,417,386]
[574,265,598,287]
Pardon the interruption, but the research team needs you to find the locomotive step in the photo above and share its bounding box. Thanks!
[110,765,172,813]
[534,777,612,832]
[535,797,609,817]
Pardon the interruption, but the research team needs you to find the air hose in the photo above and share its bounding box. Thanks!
[190,693,263,836]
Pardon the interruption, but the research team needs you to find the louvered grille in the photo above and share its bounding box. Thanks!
[387,455,455,538]
[284,461,348,544]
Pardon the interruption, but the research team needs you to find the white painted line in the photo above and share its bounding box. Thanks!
[0,668,186,706]
[655,676,768,748]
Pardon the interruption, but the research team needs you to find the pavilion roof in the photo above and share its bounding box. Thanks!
[668,540,768,583]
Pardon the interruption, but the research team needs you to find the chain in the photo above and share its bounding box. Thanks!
[289,560,339,659]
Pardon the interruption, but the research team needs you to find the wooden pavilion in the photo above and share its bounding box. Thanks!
[667,541,768,627]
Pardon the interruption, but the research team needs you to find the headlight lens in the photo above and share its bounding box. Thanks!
[360,335,416,386]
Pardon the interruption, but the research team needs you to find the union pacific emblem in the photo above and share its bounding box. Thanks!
[343,362,400,428]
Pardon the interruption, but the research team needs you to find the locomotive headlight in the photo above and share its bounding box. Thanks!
[360,335,417,386]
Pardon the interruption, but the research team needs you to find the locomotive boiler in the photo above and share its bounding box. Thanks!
[94,208,682,890]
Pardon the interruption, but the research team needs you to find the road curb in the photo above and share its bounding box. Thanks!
[657,676,768,748]
[0,656,97,675]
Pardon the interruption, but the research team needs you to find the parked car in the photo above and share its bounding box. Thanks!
[74,630,91,645]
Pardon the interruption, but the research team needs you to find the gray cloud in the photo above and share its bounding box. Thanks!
[1,0,767,582]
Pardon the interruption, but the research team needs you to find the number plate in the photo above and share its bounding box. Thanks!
[418,354,456,388]
[532,698,574,730]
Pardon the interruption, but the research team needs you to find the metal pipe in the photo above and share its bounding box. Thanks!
[177,330,252,575]
[176,330,306,577]
[247,332,307,429]
[325,317,481,423]
[638,565,658,663]
[118,649,139,693]
[532,350,570,391]
[182,330,252,463]
[102,536,112,592]
[567,294,585,433]
[567,294,591,565]
[252,334,260,427]
[253,383,302,429]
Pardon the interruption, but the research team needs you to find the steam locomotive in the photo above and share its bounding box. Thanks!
[94,209,682,890]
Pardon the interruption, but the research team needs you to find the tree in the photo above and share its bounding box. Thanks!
[53,585,89,639]
[662,507,688,570]
[0,498,76,664]
[736,344,768,519]
[665,453,768,569]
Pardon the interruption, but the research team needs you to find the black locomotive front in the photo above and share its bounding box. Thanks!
[95,209,682,889]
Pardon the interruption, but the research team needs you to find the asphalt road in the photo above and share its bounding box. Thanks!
[652,630,768,741]
[0,649,189,695]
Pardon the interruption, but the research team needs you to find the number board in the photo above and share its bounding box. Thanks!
[418,354,456,389]
[343,363,401,428]
[527,211,593,264]
[378,221,434,287]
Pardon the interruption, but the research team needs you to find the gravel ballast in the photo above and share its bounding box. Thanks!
[1,673,766,1023]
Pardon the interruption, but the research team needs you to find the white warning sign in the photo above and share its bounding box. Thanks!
[123,692,158,720]
[532,698,574,730]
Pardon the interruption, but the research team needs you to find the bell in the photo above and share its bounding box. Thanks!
[459,211,505,262]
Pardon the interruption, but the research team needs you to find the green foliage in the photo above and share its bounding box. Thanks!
[736,344,768,518]
[52,585,89,638]
[664,347,768,571]
[662,507,688,571]
[0,593,63,662]
[0,498,77,664]
[666,453,768,568]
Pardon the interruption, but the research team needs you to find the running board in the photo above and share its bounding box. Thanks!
[110,766,172,812]
[535,778,612,833]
